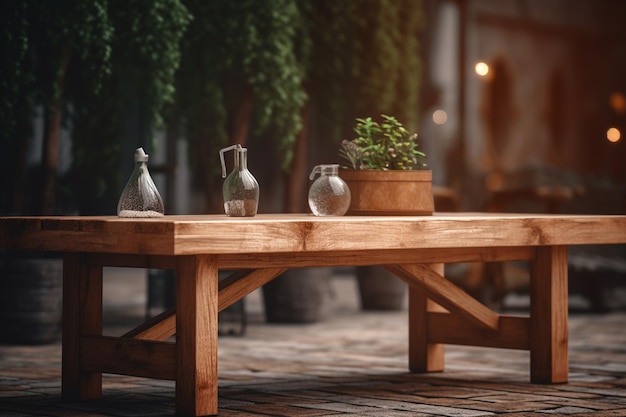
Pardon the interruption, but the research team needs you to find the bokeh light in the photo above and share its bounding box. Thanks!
[432,109,448,125]
[607,127,621,143]
[609,92,626,114]
[475,61,489,77]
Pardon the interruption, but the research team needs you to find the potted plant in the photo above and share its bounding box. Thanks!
[338,114,433,310]
[338,114,433,215]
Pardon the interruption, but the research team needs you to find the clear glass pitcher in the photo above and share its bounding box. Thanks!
[219,144,259,217]
[308,164,351,216]
[117,147,164,217]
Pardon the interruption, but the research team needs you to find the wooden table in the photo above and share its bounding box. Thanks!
[2,213,626,416]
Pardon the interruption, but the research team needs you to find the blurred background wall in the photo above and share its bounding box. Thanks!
[421,0,626,213]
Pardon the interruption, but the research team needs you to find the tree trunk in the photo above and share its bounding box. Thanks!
[41,100,62,215]
[10,110,30,214]
[284,100,310,213]
[229,84,254,147]
[40,44,71,215]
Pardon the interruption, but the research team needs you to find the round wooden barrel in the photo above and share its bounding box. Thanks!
[356,266,407,310]
[262,268,329,323]
[0,258,63,344]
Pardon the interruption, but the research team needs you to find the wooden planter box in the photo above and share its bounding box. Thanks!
[339,169,434,216]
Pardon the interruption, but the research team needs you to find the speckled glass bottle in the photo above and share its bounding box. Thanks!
[117,147,164,217]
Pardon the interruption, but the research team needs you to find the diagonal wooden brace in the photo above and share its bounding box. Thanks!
[385,263,500,330]
[123,267,287,341]
[218,267,287,311]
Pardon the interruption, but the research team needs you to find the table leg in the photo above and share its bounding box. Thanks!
[408,263,445,373]
[530,246,568,383]
[176,255,219,416]
[62,253,103,400]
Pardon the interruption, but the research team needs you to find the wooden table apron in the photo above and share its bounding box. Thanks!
[2,213,626,417]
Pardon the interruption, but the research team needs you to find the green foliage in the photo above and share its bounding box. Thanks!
[0,0,191,214]
[1,0,113,146]
[174,0,307,186]
[1,0,425,213]
[30,0,113,109]
[1,0,115,214]
[339,115,427,170]
[0,2,31,142]
[105,0,190,129]
[247,0,307,168]
[0,2,32,213]
[306,0,425,140]
[68,0,191,214]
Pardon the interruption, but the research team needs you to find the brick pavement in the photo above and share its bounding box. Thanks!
[1,270,625,416]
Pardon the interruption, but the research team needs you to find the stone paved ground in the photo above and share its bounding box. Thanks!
[1,268,625,416]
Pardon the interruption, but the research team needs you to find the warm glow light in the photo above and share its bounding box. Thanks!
[486,172,503,192]
[475,62,489,77]
[607,127,621,143]
[432,109,448,125]
[609,92,626,114]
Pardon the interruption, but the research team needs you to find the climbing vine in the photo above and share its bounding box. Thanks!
[0,0,191,214]
[173,0,307,192]
[68,0,191,214]
[1,0,424,215]
[306,0,425,141]
[0,1,32,213]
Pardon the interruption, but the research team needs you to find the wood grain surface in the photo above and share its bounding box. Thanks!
[2,213,626,255]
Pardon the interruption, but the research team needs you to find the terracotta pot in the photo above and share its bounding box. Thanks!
[339,169,434,215]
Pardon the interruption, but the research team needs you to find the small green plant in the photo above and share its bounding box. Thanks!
[339,114,427,170]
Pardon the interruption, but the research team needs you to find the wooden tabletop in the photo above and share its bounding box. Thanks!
[1,213,626,256]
